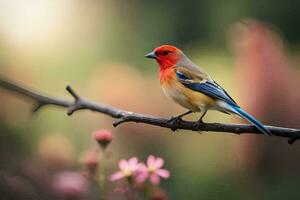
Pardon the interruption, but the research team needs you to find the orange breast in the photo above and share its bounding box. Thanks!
[160,68,215,111]
[159,67,176,84]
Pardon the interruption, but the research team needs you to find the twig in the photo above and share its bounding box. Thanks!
[0,76,299,144]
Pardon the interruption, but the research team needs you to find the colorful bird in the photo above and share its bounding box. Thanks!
[145,45,271,135]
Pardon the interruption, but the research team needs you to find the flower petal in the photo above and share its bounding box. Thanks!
[137,163,148,172]
[128,157,138,166]
[135,163,148,183]
[147,155,155,167]
[154,157,164,169]
[128,157,139,171]
[119,160,128,170]
[110,171,124,181]
[149,174,160,185]
[135,171,148,183]
[157,169,170,179]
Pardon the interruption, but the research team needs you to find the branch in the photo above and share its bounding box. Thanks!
[0,76,299,144]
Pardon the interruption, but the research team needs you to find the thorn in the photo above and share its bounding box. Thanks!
[32,102,44,113]
[288,137,299,144]
[66,85,79,100]
[113,118,125,127]
[67,108,74,115]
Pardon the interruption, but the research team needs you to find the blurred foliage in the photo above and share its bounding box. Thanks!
[138,0,300,45]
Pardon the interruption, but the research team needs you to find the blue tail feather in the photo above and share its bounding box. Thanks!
[230,105,271,136]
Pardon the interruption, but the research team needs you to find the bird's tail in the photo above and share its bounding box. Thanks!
[228,105,271,136]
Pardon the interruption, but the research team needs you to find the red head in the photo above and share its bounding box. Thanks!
[145,45,183,70]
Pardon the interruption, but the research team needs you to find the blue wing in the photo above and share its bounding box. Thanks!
[176,68,271,135]
[176,69,238,106]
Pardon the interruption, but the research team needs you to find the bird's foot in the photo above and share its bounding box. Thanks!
[193,120,204,131]
[168,116,183,132]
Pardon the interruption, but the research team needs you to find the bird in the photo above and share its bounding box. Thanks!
[145,45,271,135]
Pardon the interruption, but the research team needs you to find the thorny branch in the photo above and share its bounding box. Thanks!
[0,76,299,144]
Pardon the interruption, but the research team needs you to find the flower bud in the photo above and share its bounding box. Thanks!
[92,129,113,149]
[81,149,99,174]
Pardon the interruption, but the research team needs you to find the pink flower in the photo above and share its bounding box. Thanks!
[110,157,140,182]
[53,171,88,198]
[92,129,113,149]
[138,155,170,185]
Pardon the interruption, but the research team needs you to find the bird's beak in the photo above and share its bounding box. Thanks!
[145,51,157,59]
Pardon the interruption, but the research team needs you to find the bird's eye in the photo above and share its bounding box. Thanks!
[162,50,170,55]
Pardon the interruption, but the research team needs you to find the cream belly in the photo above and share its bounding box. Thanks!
[162,81,215,112]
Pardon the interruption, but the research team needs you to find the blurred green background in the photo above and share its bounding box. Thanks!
[0,0,300,199]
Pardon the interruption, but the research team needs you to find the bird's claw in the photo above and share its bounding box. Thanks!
[193,120,204,131]
[168,116,183,132]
